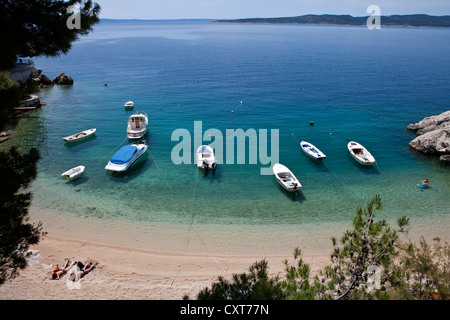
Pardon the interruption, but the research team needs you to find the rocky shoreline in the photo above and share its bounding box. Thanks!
[407,110,450,162]
[32,69,73,87]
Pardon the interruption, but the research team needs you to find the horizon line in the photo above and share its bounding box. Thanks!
[99,13,450,21]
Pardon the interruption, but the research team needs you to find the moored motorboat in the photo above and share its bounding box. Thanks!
[273,163,302,192]
[196,145,217,169]
[61,165,85,180]
[347,141,376,165]
[127,112,148,139]
[124,101,134,109]
[62,128,96,143]
[300,141,326,160]
[105,143,148,172]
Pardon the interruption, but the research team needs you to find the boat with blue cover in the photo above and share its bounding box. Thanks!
[105,143,148,172]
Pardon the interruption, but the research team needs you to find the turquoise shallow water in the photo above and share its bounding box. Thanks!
[8,20,450,229]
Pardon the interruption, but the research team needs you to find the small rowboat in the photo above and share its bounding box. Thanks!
[62,128,96,143]
[61,166,85,180]
[124,101,134,109]
[300,141,326,160]
[347,141,376,166]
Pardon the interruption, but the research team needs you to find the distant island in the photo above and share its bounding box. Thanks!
[215,14,450,28]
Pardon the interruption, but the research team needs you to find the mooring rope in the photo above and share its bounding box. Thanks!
[146,148,228,283]
[183,167,199,250]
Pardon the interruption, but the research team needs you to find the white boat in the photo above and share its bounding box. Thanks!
[300,141,326,160]
[273,163,302,192]
[127,112,148,139]
[61,166,85,180]
[63,128,96,143]
[347,141,376,165]
[105,143,148,172]
[196,145,217,169]
[124,101,134,109]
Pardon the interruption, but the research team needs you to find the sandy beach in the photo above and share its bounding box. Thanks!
[1,206,448,300]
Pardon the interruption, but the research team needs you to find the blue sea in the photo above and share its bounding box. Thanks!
[10,20,450,232]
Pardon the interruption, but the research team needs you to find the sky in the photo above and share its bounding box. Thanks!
[94,0,450,20]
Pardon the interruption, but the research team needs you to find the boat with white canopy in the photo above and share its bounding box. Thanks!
[196,145,217,169]
[127,112,148,139]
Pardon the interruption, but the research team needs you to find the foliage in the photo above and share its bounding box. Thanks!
[393,237,450,300]
[0,71,27,130]
[0,0,101,286]
[0,147,43,285]
[281,247,332,299]
[318,194,410,299]
[184,260,285,300]
[0,1,101,130]
[0,0,101,70]
[279,195,410,300]
[186,195,449,300]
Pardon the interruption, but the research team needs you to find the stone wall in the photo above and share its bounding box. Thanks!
[8,63,38,84]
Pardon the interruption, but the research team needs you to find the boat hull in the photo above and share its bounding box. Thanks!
[127,128,148,139]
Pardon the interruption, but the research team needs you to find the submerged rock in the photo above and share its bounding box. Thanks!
[32,72,74,87]
[408,111,450,162]
[39,74,53,86]
[53,73,74,85]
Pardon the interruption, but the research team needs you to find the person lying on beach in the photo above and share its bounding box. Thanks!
[50,260,75,280]
[68,261,98,282]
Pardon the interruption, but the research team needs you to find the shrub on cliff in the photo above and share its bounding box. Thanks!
[0,0,101,70]
[185,196,449,300]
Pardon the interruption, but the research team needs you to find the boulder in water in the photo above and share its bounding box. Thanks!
[408,111,450,162]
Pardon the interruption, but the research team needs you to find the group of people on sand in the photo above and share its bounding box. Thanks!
[50,260,98,281]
